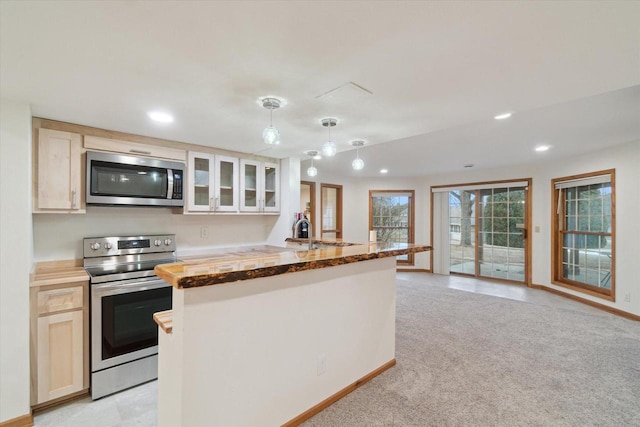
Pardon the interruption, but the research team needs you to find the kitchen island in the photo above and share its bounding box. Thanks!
[154,241,431,426]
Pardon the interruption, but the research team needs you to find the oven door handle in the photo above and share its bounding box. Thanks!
[92,279,170,295]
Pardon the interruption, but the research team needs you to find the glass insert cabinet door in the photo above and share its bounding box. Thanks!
[214,155,239,212]
[261,162,279,212]
[240,160,279,212]
[240,159,259,211]
[187,152,215,212]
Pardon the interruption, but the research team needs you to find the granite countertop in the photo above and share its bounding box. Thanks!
[155,241,432,289]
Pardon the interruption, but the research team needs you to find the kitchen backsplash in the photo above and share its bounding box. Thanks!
[33,206,279,261]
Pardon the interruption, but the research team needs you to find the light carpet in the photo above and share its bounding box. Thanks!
[303,277,640,426]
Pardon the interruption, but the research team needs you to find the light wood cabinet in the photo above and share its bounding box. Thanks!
[36,310,84,403]
[240,159,280,213]
[84,135,186,161]
[34,128,84,213]
[31,281,89,406]
[186,151,239,213]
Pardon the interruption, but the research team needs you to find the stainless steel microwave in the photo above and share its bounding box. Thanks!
[86,151,184,207]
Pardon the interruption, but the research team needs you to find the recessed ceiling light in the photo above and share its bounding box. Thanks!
[380,169,388,174]
[535,145,551,152]
[147,111,174,123]
[494,112,512,120]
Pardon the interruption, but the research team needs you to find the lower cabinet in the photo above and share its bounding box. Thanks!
[31,282,89,406]
[36,310,84,402]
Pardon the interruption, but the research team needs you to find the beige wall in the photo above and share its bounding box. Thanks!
[323,140,639,315]
[0,99,32,422]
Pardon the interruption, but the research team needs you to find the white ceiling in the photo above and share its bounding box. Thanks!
[1,1,639,177]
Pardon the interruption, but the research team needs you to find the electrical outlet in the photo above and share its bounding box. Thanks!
[200,226,208,239]
[317,353,326,376]
[624,293,631,303]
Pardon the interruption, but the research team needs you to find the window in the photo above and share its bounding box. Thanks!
[369,190,415,265]
[552,170,615,300]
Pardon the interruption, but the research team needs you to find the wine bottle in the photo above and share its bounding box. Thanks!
[301,215,308,238]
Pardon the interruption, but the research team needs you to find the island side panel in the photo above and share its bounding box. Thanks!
[157,289,184,427]
[169,256,396,426]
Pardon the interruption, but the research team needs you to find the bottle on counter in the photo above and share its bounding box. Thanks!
[301,215,308,238]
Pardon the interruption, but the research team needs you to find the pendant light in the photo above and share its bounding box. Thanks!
[321,118,337,157]
[305,150,319,177]
[351,140,365,170]
[262,98,281,145]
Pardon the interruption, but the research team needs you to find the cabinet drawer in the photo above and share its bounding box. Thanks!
[84,135,186,161]
[37,286,83,315]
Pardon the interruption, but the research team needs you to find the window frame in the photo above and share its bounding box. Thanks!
[369,190,415,266]
[320,183,343,239]
[300,181,316,239]
[551,169,615,301]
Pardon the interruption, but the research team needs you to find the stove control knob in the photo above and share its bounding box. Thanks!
[154,239,162,247]
[164,238,172,246]
[104,242,113,250]
[90,242,101,250]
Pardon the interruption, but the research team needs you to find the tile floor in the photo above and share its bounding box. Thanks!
[34,380,157,427]
[34,273,611,426]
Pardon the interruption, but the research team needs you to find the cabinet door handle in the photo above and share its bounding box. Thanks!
[71,189,77,208]
[130,149,152,155]
[209,197,214,210]
[216,196,220,209]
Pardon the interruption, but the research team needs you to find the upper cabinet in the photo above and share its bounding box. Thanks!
[240,160,280,213]
[32,120,279,216]
[187,152,215,212]
[33,128,85,213]
[186,152,239,213]
[261,162,280,213]
[215,155,239,212]
[84,135,186,161]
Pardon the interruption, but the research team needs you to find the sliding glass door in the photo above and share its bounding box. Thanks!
[478,187,526,282]
[449,190,476,274]
[443,181,529,284]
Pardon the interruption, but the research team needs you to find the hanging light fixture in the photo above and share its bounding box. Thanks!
[261,97,281,145]
[351,140,365,170]
[305,150,319,177]
[321,118,337,157]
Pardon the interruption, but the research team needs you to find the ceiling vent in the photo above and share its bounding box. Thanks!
[315,81,373,103]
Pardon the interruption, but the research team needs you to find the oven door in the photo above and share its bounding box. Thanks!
[91,277,172,372]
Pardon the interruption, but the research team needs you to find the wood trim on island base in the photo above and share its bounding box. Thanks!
[0,413,33,427]
[533,284,640,321]
[282,358,397,427]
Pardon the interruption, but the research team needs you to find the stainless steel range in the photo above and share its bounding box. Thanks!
[83,234,176,400]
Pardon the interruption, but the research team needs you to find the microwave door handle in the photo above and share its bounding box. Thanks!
[167,169,174,199]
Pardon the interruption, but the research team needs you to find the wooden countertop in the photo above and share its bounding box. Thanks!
[31,259,90,288]
[155,241,431,289]
[153,310,173,334]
